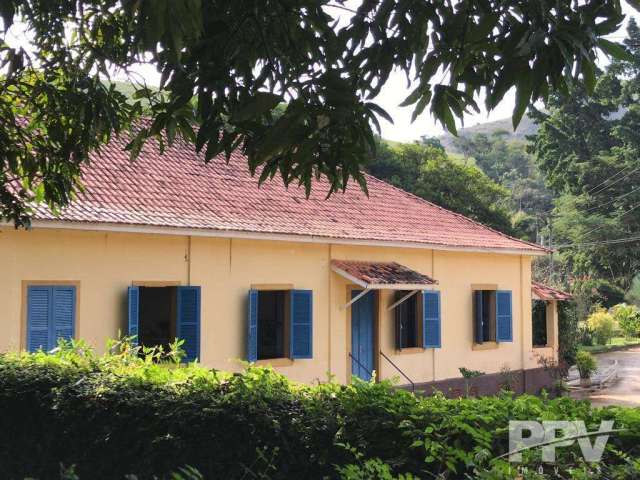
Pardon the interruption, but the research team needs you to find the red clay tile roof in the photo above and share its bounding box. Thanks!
[531,282,572,301]
[31,135,547,253]
[331,260,437,287]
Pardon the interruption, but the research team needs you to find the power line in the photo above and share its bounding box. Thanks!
[586,165,631,195]
[583,184,640,213]
[579,202,640,238]
[555,234,640,249]
[589,165,640,196]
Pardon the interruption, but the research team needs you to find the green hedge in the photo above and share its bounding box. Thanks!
[1,340,639,479]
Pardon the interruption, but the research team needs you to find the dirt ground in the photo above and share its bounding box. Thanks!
[571,346,640,407]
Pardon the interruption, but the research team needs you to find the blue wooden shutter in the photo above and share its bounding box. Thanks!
[496,290,513,342]
[473,291,484,344]
[177,286,201,362]
[128,286,139,345]
[52,286,76,346]
[290,290,313,359]
[423,291,441,348]
[27,286,51,352]
[247,290,259,362]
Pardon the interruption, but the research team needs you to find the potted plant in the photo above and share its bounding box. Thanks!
[575,350,597,387]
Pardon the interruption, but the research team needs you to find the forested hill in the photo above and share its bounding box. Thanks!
[370,19,640,310]
[438,114,538,153]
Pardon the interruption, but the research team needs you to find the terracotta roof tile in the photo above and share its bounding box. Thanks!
[331,260,437,287]
[531,282,572,301]
[31,135,548,253]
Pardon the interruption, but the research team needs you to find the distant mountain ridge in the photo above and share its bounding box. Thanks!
[439,114,538,153]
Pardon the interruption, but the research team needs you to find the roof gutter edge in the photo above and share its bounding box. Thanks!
[18,220,549,256]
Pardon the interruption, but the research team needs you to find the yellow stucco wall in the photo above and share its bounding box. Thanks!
[1,226,545,385]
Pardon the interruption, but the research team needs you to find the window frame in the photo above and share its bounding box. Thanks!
[248,284,313,364]
[473,289,497,345]
[532,299,550,348]
[256,289,291,361]
[22,280,80,351]
[394,290,424,351]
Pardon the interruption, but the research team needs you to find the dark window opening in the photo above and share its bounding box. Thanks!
[474,290,496,343]
[139,286,177,352]
[257,290,289,360]
[532,300,548,347]
[395,291,422,349]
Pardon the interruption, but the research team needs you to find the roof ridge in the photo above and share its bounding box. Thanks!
[362,172,549,254]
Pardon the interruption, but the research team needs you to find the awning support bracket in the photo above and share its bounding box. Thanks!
[387,289,420,311]
[343,287,371,309]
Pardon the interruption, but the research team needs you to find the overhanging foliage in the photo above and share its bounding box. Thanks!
[0,0,630,226]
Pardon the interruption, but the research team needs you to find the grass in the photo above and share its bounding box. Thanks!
[580,336,640,354]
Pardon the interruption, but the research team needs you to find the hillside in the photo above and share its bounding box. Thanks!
[439,113,538,152]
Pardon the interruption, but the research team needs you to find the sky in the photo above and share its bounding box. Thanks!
[6,1,639,143]
[371,1,640,142]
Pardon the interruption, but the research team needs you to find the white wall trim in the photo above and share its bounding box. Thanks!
[16,220,548,256]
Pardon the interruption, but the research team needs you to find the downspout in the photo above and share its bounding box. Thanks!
[328,244,333,377]
[431,249,436,382]
[186,236,192,285]
[520,255,526,390]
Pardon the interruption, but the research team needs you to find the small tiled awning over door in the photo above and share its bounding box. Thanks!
[531,282,572,301]
[331,260,438,290]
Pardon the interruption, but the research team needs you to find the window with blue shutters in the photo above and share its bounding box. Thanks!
[472,289,512,344]
[27,285,76,352]
[247,288,313,361]
[128,285,201,362]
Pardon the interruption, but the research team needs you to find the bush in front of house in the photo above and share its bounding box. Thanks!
[1,339,640,479]
[586,306,618,345]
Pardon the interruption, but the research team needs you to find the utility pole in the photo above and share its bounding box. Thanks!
[548,218,554,284]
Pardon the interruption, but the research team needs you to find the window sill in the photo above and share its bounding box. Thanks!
[472,341,499,351]
[532,345,552,350]
[255,358,294,367]
[395,347,425,355]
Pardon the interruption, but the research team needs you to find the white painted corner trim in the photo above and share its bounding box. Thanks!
[19,220,548,256]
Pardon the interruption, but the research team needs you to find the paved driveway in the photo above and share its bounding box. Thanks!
[574,346,640,407]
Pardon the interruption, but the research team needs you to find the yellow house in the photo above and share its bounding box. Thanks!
[1,135,563,394]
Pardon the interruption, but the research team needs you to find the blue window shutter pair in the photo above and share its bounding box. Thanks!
[246,289,313,361]
[27,285,76,352]
[422,291,441,348]
[127,286,201,362]
[496,290,513,342]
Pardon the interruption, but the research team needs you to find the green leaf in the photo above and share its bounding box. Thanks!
[581,57,596,94]
[512,73,532,131]
[231,92,283,122]
[597,38,635,62]
[0,0,14,31]
[410,90,432,123]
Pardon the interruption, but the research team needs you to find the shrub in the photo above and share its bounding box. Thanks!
[611,303,640,338]
[1,339,640,479]
[575,351,598,379]
[578,322,594,346]
[586,306,617,345]
[558,300,580,365]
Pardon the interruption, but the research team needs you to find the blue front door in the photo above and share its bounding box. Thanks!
[351,290,375,380]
